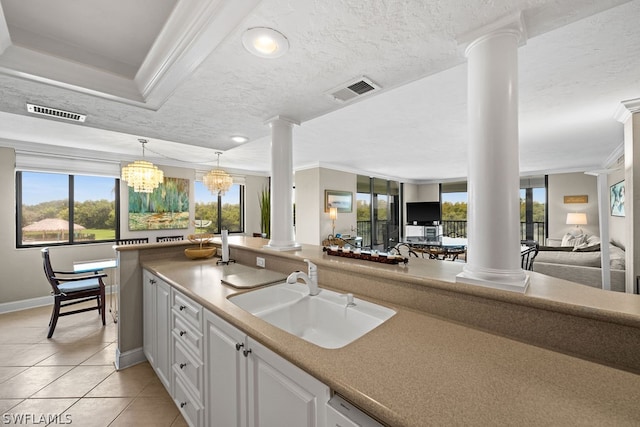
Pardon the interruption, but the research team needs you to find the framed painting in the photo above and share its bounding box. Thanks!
[610,180,625,217]
[563,195,588,204]
[128,177,190,230]
[325,190,352,213]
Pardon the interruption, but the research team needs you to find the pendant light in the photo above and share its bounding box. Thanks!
[203,152,233,195]
[121,139,164,193]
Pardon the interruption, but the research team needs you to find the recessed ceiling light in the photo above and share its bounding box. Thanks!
[242,27,289,58]
[231,135,249,143]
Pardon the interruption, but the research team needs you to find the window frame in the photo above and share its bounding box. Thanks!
[194,182,245,234]
[16,171,120,248]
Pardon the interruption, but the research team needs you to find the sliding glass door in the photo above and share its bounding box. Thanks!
[357,176,400,250]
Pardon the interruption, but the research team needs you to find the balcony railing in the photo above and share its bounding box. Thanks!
[442,220,545,243]
[356,220,546,246]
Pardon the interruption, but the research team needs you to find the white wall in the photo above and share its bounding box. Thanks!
[417,183,440,201]
[0,146,267,306]
[320,168,357,239]
[294,167,356,245]
[547,172,599,240]
[293,168,320,244]
[0,147,116,306]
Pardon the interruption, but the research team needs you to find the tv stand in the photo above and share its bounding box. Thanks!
[405,225,442,243]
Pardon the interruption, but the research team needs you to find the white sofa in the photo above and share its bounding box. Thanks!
[532,234,626,292]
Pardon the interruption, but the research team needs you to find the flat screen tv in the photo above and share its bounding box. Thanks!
[406,201,441,225]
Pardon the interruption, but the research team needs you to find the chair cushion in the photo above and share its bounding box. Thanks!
[58,278,101,293]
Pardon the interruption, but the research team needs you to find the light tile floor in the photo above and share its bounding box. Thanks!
[0,303,187,426]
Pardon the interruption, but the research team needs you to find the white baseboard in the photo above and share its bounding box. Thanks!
[115,346,147,371]
[0,295,52,314]
[0,287,118,315]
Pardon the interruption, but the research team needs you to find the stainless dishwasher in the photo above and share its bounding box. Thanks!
[326,394,384,427]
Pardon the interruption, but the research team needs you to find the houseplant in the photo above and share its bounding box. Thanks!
[258,186,270,238]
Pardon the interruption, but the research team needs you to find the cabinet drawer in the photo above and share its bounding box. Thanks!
[173,372,203,427]
[173,315,203,359]
[173,340,203,402]
[172,291,202,330]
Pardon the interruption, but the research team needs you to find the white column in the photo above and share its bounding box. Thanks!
[614,98,640,293]
[265,116,300,251]
[456,14,528,292]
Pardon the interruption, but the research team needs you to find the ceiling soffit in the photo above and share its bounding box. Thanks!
[0,0,260,109]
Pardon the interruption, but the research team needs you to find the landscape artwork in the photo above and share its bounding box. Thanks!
[325,190,353,213]
[128,177,190,230]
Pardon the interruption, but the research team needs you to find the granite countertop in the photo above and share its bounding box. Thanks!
[143,254,640,426]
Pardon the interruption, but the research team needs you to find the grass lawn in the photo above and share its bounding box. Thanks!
[83,229,116,240]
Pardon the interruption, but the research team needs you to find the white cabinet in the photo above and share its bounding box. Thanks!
[142,270,171,389]
[204,309,247,427]
[204,310,330,427]
[246,337,330,427]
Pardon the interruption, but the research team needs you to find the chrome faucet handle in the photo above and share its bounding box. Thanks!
[341,293,356,307]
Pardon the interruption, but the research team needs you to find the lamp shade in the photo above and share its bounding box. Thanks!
[329,207,338,220]
[121,139,164,193]
[566,212,587,225]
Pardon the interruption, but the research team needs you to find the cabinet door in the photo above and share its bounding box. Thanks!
[142,271,156,367]
[247,338,330,427]
[204,310,247,427]
[155,279,171,389]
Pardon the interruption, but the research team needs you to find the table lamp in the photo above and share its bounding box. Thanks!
[329,207,338,237]
[566,212,587,233]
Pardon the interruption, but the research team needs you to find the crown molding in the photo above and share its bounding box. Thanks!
[458,11,527,56]
[0,0,260,110]
[613,97,640,123]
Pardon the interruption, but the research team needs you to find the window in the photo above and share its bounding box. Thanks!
[440,178,547,241]
[520,177,547,242]
[441,182,468,237]
[194,182,244,233]
[357,175,400,250]
[17,171,118,247]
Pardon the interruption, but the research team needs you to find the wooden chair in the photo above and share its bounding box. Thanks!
[41,248,106,338]
[156,235,184,243]
[116,238,149,245]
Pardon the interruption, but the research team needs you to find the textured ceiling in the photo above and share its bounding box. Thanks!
[0,0,637,182]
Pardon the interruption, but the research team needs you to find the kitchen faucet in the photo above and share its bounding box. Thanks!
[286,259,319,296]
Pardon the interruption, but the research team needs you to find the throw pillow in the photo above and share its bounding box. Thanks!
[572,234,589,250]
[561,233,577,247]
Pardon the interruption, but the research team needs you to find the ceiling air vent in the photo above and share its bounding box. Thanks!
[326,76,380,103]
[27,103,86,122]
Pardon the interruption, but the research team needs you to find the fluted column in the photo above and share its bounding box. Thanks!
[265,116,300,251]
[456,14,529,292]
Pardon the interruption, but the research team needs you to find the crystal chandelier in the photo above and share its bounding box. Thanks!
[121,139,164,193]
[203,152,233,195]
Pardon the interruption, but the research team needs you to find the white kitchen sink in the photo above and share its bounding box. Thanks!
[228,282,396,349]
